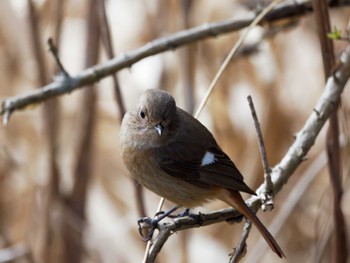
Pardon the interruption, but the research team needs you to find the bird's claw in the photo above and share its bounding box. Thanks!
[137,206,179,241]
[167,208,190,218]
[138,217,160,241]
[154,211,165,217]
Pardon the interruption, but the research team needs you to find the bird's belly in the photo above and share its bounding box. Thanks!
[122,148,217,208]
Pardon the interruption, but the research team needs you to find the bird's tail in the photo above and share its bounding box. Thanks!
[219,190,285,258]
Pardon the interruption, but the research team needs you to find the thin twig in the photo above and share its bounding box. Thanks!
[312,1,348,261]
[97,0,126,118]
[97,0,146,220]
[247,96,271,181]
[27,2,62,262]
[63,0,100,262]
[47,37,70,77]
[229,220,252,263]
[181,0,195,114]
[2,0,346,122]
[247,95,274,211]
[194,0,282,118]
[51,0,65,49]
[27,0,47,85]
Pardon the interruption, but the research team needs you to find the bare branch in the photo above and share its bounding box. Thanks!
[97,0,126,118]
[194,0,281,118]
[246,135,349,261]
[0,243,28,263]
[47,37,70,78]
[247,95,274,211]
[257,45,350,197]
[312,0,348,261]
[229,220,252,263]
[146,209,243,262]
[2,0,349,121]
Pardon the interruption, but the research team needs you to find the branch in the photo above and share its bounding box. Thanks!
[246,135,347,261]
[143,45,350,262]
[47,37,70,78]
[2,0,350,122]
[0,243,28,263]
[247,95,274,212]
[312,0,348,261]
[229,220,252,263]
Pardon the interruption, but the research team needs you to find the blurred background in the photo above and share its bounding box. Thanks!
[0,0,349,262]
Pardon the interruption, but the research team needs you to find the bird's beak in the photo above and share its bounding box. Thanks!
[154,124,163,136]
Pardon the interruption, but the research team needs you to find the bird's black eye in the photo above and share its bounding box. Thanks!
[140,110,146,119]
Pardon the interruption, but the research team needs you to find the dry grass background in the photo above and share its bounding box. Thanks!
[0,0,349,262]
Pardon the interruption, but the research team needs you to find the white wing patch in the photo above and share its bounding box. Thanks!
[201,151,216,166]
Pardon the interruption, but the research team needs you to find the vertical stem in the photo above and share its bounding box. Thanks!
[97,0,146,217]
[312,0,348,262]
[63,0,99,262]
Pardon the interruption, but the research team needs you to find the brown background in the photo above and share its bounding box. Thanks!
[0,0,349,262]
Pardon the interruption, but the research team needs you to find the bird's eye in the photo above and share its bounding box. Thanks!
[140,110,146,119]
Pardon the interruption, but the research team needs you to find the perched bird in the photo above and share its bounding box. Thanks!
[120,89,284,258]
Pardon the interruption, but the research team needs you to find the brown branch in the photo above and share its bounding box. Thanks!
[97,0,125,118]
[51,0,66,50]
[63,0,100,262]
[312,0,348,261]
[143,44,350,262]
[180,0,195,114]
[27,2,62,262]
[27,0,48,85]
[229,220,252,263]
[97,0,147,218]
[3,0,350,123]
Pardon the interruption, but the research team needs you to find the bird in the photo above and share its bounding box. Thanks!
[120,88,284,258]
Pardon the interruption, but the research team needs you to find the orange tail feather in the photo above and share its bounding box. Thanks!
[219,190,285,258]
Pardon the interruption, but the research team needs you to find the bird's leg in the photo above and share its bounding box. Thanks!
[167,209,206,226]
[153,205,179,221]
[167,208,190,218]
[137,206,179,241]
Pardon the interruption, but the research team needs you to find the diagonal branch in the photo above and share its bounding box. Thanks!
[2,0,350,122]
[229,220,252,263]
[144,45,350,262]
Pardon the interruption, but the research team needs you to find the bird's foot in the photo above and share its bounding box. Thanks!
[137,217,159,241]
[168,208,190,218]
[137,206,179,241]
[169,209,205,225]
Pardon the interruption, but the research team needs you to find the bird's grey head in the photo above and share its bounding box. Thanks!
[126,89,179,148]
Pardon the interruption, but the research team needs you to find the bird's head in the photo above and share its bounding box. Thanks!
[122,89,179,149]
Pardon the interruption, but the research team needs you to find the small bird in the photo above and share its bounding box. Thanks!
[120,89,284,258]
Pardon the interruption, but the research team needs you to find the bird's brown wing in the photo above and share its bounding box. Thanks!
[198,147,256,195]
[155,107,256,195]
[155,143,256,195]
[155,141,211,189]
